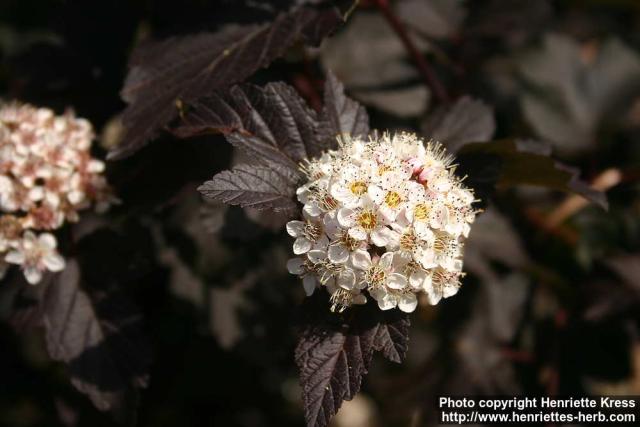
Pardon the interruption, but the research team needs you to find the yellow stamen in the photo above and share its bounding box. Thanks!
[384,191,402,208]
[356,209,377,231]
[413,203,429,221]
[349,181,367,196]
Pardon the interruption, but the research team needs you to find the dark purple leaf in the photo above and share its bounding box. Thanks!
[457,139,607,209]
[198,164,299,213]
[174,82,318,173]
[295,297,409,427]
[3,272,45,331]
[371,309,410,363]
[41,259,151,425]
[179,73,370,214]
[605,254,640,292]
[313,71,370,157]
[112,3,352,159]
[421,96,495,153]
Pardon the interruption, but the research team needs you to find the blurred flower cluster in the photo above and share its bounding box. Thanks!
[287,132,477,313]
[0,103,114,284]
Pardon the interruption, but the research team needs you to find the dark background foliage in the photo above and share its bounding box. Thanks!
[1,0,640,426]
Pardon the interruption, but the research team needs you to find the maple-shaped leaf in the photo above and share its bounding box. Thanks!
[174,82,318,174]
[295,295,409,427]
[370,308,410,363]
[40,259,152,425]
[313,71,370,157]
[112,2,354,160]
[177,73,370,212]
[198,164,299,214]
[456,139,608,209]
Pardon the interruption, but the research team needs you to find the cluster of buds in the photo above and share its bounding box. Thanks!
[286,132,477,313]
[0,103,114,284]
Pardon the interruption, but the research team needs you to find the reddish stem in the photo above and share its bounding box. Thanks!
[292,73,323,113]
[374,0,450,104]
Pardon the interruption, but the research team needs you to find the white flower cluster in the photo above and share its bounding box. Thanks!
[286,132,477,313]
[0,103,114,284]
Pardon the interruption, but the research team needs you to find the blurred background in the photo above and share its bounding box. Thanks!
[1,0,639,426]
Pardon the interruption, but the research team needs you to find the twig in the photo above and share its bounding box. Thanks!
[544,168,621,228]
[374,0,450,104]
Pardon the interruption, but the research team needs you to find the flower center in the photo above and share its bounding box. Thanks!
[322,195,338,211]
[400,231,417,250]
[349,181,367,196]
[336,229,360,251]
[377,165,392,175]
[402,260,421,277]
[413,203,429,221]
[330,289,353,313]
[431,269,462,293]
[303,222,322,241]
[356,209,377,231]
[309,187,338,212]
[433,233,458,256]
[365,265,386,289]
[0,215,22,239]
[384,191,402,208]
[433,233,447,252]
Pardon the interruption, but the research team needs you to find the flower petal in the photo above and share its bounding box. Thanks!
[379,252,394,269]
[386,273,407,290]
[293,237,312,255]
[5,250,25,264]
[337,269,356,290]
[328,245,349,264]
[348,226,367,241]
[307,250,326,264]
[377,293,398,310]
[367,184,385,205]
[303,202,322,217]
[409,270,428,290]
[287,258,304,275]
[424,283,442,305]
[302,276,317,296]
[370,227,389,247]
[43,253,65,272]
[442,283,460,298]
[24,266,42,285]
[286,221,304,237]
[337,208,355,227]
[38,233,57,249]
[352,293,367,305]
[398,293,418,313]
[350,249,372,270]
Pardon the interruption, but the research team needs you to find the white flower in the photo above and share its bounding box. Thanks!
[368,174,422,222]
[330,162,375,208]
[351,250,407,292]
[0,103,114,285]
[0,175,18,211]
[324,216,367,264]
[287,257,319,296]
[286,215,329,255]
[387,213,437,269]
[336,195,392,246]
[286,131,477,312]
[370,288,419,313]
[424,268,463,305]
[308,249,357,291]
[5,231,65,284]
[327,282,367,313]
[297,178,338,217]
